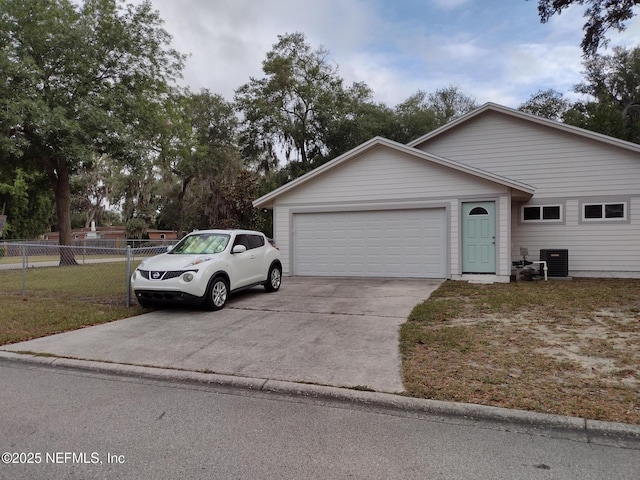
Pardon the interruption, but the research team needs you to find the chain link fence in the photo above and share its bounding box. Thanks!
[0,240,176,307]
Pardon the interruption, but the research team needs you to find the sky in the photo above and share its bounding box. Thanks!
[136,0,640,108]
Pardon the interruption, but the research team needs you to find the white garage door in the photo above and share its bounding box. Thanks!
[293,209,446,278]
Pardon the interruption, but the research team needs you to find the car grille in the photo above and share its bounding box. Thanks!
[139,270,197,280]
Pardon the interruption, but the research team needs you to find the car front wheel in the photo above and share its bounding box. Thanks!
[264,264,282,292]
[205,276,228,311]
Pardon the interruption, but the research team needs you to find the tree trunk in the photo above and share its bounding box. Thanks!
[44,157,78,265]
[176,176,192,239]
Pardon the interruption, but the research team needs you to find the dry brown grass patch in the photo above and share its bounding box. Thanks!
[401,278,640,424]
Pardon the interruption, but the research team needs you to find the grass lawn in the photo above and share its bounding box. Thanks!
[401,278,640,425]
[0,262,145,345]
[0,294,141,345]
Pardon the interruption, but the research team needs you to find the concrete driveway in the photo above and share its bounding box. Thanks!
[2,277,442,393]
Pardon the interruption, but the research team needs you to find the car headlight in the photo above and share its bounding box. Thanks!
[132,271,137,280]
[183,272,194,282]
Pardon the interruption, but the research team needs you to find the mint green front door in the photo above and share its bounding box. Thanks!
[462,202,496,273]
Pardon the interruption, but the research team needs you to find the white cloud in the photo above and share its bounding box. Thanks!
[508,43,583,90]
[136,0,640,110]
[431,0,471,10]
[146,0,382,99]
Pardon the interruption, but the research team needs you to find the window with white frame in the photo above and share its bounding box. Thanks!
[582,202,626,221]
[522,205,562,222]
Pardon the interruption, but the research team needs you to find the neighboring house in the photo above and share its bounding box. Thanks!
[43,227,179,242]
[253,103,640,282]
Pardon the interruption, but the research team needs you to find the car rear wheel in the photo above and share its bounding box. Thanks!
[264,264,282,292]
[205,277,228,311]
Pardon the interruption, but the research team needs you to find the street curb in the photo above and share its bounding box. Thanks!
[1,350,639,449]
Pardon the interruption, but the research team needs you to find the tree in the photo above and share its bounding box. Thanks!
[125,217,148,240]
[0,0,184,263]
[318,81,398,164]
[576,47,640,108]
[394,86,477,143]
[70,154,118,229]
[155,90,241,236]
[563,100,629,139]
[518,89,572,120]
[0,169,54,239]
[220,169,265,231]
[536,0,640,56]
[394,91,440,144]
[111,154,158,225]
[235,32,345,166]
[567,46,640,142]
[428,86,478,125]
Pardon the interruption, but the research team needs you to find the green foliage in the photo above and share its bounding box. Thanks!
[564,100,629,140]
[125,218,148,239]
[220,170,265,231]
[236,32,345,166]
[0,169,54,239]
[566,46,640,142]
[518,47,640,144]
[518,89,571,121]
[70,155,121,229]
[154,90,243,234]
[394,86,477,143]
[0,0,185,248]
[322,82,400,159]
[537,0,640,56]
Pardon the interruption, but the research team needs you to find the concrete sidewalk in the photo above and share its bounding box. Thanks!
[1,277,442,393]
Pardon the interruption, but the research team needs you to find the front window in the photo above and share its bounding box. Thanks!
[170,233,230,254]
[583,202,626,221]
[469,207,488,215]
[522,205,562,222]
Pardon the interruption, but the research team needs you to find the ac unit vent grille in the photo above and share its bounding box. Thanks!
[540,249,569,277]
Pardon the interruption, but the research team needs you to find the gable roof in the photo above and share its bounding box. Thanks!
[253,136,535,208]
[408,102,640,154]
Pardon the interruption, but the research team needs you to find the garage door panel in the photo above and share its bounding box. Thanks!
[293,209,446,278]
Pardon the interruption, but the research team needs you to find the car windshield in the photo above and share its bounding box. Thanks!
[170,233,230,255]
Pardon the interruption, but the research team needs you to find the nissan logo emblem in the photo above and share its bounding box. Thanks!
[151,272,161,279]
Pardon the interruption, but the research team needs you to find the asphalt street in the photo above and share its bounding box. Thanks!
[1,360,639,480]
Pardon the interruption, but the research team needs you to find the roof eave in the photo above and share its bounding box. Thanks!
[253,137,389,208]
[253,135,536,207]
[408,102,640,154]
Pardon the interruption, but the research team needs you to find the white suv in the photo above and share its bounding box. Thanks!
[131,229,282,310]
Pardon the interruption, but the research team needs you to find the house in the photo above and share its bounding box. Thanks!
[253,103,640,282]
[43,226,179,243]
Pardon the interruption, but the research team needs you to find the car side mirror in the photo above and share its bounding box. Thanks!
[232,244,247,254]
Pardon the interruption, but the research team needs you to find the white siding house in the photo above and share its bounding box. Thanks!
[254,103,640,281]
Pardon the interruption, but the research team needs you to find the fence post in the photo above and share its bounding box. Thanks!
[126,245,132,307]
[21,243,27,297]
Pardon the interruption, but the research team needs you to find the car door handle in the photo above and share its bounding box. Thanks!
[250,255,256,259]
